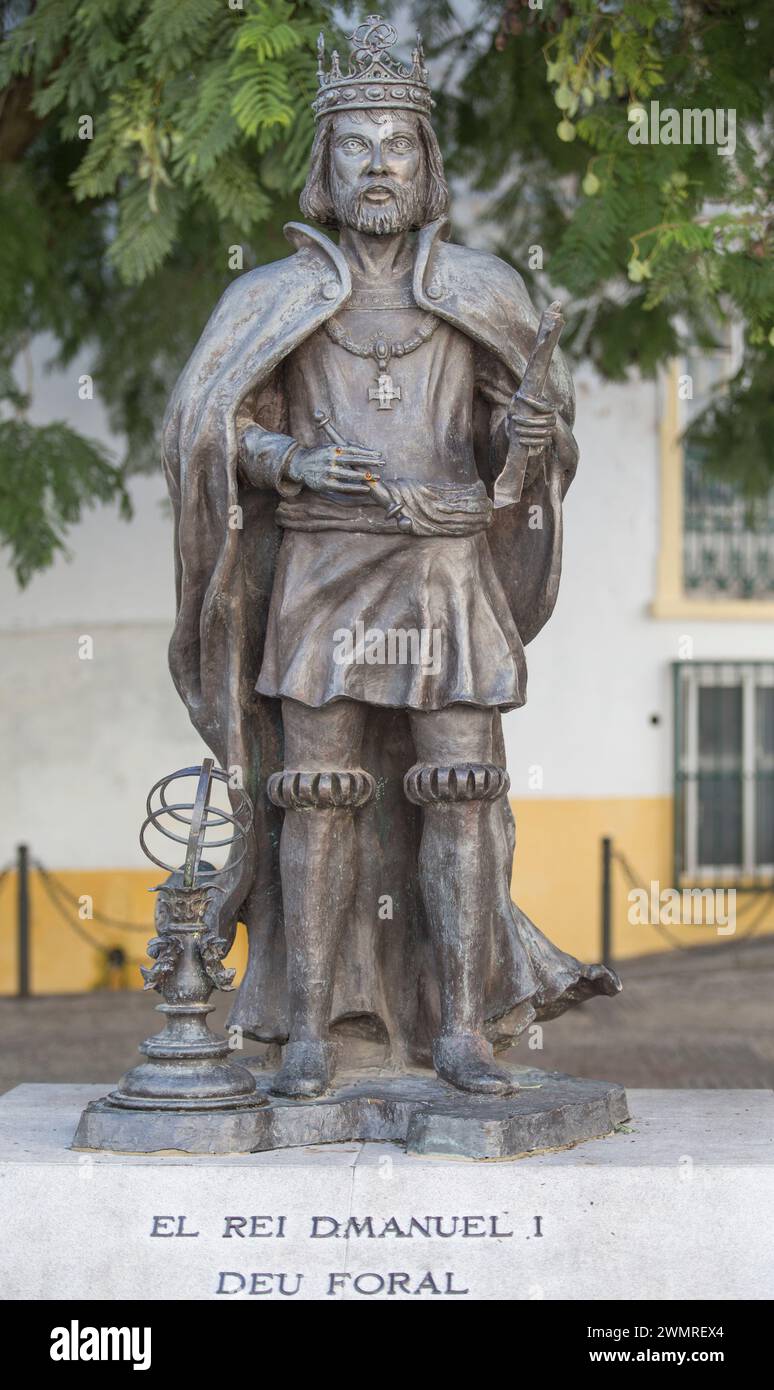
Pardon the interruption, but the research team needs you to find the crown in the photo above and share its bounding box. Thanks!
[313,14,434,121]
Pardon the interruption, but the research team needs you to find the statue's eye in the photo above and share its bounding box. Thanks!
[340,138,366,152]
[389,137,414,152]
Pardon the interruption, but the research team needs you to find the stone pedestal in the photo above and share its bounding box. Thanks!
[74,1066,627,1158]
[2,1085,773,1300]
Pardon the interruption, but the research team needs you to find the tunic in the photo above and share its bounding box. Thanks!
[251,299,527,711]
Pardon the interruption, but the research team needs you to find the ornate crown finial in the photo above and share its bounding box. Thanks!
[313,13,433,121]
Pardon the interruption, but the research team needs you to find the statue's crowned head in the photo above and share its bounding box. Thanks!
[300,14,448,235]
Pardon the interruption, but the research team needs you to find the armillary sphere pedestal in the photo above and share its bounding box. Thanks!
[76,761,265,1142]
[104,899,261,1114]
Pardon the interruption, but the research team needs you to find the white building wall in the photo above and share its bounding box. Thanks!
[515,366,773,801]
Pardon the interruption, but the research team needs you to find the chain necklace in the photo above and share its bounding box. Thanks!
[324,311,440,410]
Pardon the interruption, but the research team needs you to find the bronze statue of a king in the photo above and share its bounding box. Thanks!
[162,15,620,1102]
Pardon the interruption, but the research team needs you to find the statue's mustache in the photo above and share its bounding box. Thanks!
[335,180,414,212]
[356,180,400,197]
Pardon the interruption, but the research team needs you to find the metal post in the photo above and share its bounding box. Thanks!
[601,836,613,970]
[17,843,30,998]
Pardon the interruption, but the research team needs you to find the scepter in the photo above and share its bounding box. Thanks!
[313,407,412,531]
[493,300,565,509]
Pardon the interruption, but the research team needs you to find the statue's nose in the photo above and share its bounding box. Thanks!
[368,148,387,174]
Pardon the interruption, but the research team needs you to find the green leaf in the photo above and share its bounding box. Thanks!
[0,419,130,587]
[107,181,182,284]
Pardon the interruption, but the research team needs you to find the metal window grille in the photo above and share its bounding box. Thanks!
[679,340,774,600]
[683,446,774,599]
[674,662,774,885]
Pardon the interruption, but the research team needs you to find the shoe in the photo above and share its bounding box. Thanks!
[269,1039,336,1099]
[433,1032,519,1096]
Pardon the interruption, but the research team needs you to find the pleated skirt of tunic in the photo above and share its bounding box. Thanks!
[256,528,527,711]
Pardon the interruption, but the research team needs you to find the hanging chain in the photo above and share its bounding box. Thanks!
[324,313,440,368]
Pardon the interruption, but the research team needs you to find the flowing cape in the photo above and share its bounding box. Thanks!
[161,218,620,1063]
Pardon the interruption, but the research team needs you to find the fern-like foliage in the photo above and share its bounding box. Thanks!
[0,419,130,586]
[3,0,329,285]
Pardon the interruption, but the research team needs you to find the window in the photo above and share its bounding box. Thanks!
[654,346,774,618]
[684,450,774,600]
[682,346,774,600]
[675,662,774,883]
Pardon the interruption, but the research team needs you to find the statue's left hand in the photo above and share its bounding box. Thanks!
[506,392,557,453]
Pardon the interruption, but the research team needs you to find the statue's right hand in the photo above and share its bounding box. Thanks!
[287,444,384,495]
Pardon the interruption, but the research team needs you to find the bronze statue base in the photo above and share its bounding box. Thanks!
[73,1066,628,1160]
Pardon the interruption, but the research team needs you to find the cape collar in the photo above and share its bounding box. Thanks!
[283,217,451,307]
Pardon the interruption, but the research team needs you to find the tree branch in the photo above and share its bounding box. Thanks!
[0,74,45,162]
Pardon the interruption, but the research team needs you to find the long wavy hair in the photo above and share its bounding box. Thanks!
[299,110,449,229]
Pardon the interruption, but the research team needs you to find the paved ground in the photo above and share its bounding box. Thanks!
[1,939,773,1094]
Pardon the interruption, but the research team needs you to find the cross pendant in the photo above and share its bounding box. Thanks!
[368,371,401,410]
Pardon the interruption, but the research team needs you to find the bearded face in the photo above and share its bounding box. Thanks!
[330,168,427,235]
[299,107,450,232]
[327,111,428,234]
